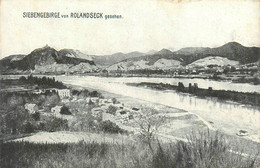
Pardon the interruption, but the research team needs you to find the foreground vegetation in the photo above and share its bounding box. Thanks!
[130,82,260,107]
[1,130,259,168]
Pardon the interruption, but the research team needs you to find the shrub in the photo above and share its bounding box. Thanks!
[99,120,127,134]
[112,98,117,104]
[31,112,40,121]
[107,105,117,115]
[89,91,102,98]
[153,130,259,168]
[60,105,72,115]
[44,117,69,132]
[22,122,35,133]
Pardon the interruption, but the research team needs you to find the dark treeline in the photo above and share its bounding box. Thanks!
[133,82,260,106]
[72,89,103,98]
[18,75,67,89]
[233,76,260,85]
[110,69,167,76]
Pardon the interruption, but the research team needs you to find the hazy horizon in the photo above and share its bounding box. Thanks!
[1,41,260,58]
[1,0,259,58]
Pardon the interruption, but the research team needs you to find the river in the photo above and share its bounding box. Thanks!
[1,75,260,142]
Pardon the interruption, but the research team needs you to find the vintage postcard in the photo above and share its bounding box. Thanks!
[0,0,259,167]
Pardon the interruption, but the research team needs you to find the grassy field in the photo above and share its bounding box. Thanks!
[1,130,259,168]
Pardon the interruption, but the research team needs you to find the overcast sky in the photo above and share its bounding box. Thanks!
[0,0,259,58]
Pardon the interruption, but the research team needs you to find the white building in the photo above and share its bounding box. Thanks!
[51,105,63,116]
[102,113,116,122]
[57,89,70,99]
[24,103,38,114]
[91,107,104,119]
[33,88,71,99]
[86,97,99,104]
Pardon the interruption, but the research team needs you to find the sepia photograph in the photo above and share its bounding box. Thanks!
[0,0,259,167]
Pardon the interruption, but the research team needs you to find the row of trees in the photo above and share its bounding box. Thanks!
[72,89,103,98]
[176,82,260,106]
[137,82,260,106]
[18,75,67,89]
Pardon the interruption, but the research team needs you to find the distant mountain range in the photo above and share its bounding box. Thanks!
[174,47,210,55]
[58,49,149,66]
[0,42,259,73]
[92,51,146,66]
[107,42,260,70]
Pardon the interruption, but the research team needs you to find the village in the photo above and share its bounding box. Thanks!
[0,76,147,136]
[24,87,142,130]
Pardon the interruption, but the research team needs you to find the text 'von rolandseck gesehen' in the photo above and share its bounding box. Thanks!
[23,12,123,20]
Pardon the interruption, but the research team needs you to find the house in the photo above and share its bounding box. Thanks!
[57,89,70,99]
[86,97,99,103]
[102,113,116,122]
[107,99,113,104]
[91,107,104,119]
[51,105,63,116]
[24,103,38,114]
[99,98,106,105]
[90,97,99,103]
[113,103,124,109]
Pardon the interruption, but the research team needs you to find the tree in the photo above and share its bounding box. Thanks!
[208,87,213,95]
[4,106,29,134]
[44,117,68,132]
[60,105,72,115]
[137,114,165,153]
[177,82,185,92]
[44,93,60,107]
[31,112,40,121]
[18,76,27,83]
[253,77,260,85]
[188,83,193,93]
[112,98,117,104]
[22,122,35,133]
[107,105,117,115]
[99,120,126,134]
[89,91,102,97]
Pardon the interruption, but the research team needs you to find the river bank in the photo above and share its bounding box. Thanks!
[1,74,260,93]
[67,83,260,144]
[127,82,260,107]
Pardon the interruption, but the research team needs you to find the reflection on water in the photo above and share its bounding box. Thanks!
[84,76,260,93]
